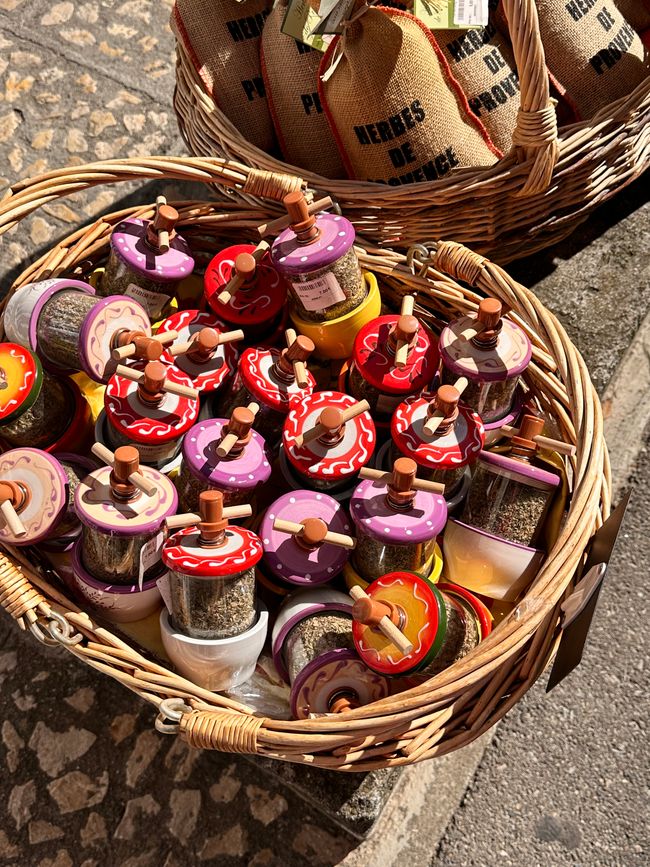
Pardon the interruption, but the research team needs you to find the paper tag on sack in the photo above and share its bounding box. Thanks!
[311,0,357,35]
[282,0,335,51]
[413,0,488,30]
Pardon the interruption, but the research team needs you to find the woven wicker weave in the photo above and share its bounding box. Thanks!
[0,158,610,769]
[172,0,650,263]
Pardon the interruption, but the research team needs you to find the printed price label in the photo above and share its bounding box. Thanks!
[282,0,334,51]
[413,0,487,30]
[125,283,171,320]
[156,572,173,614]
[291,272,346,312]
[139,530,164,588]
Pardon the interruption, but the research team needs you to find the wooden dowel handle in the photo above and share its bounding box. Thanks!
[114,365,199,400]
[295,399,370,449]
[272,518,356,550]
[285,328,309,389]
[0,499,26,537]
[216,402,259,459]
[169,329,244,357]
[217,241,270,304]
[499,425,576,456]
[165,503,252,530]
[358,466,445,495]
[258,197,333,237]
[154,330,178,346]
[349,586,413,655]
[90,442,157,497]
[401,295,415,317]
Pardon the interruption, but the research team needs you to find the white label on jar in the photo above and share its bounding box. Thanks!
[156,572,172,614]
[376,392,403,414]
[125,283,171,319]
[139,530,164,588]
[291,272,345,312]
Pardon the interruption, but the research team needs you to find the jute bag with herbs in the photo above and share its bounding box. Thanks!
[171,0,275,151]
[534,0,648,120]
[436,19,520,155]
[614,0,650,33]
[260,0,345,178]
[318,6,501,184]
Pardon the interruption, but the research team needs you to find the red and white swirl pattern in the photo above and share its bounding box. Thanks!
[240,347,316,413]
[158,309,237,393]
[162,525,263,577]
[392,397,485,469]
[353,315,438,395]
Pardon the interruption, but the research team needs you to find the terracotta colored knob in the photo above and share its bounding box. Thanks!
[477,298,502,329]
[198,490,228,542]
[113,446,140,483]
[319,406,343,433]
[435,385,460,417]
[352,595,399,628]
[235,252,257,283]
[300,517,328,548]
[141,361,167,395]
[393,314,418,344]
[286,334,314,363]
[153,204,178,232]
[284,191,318,240]
[512,413,546,450]
[187,327,220,361]
[330,694,359,714]
[0,480,23,508]
[392,458,417,492]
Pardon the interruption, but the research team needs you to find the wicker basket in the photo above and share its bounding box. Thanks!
[173,0,650,263]
[0,158,610,770]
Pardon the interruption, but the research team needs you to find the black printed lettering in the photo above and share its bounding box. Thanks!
[241,77,266,101]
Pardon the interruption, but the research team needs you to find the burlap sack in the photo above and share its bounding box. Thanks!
[436,21,520,155]
[535,0,648,120]
[318,7,500,184]
[260,0,345,177]
[171,0,275,151]
[614,0,650,32]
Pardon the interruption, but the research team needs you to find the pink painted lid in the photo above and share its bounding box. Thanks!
[439,314,532,382]
[79,295,151,383]
[205,244,287,326]
[271,213,355,276]
[0,448,68,545]
[162,524,263,578]
[352,315,439,396]
[157,309,238,393]
[391,396,485,470]
[110,217,194,283]
[104,362,199,445]
[283,390,376,482]
[477,450,560,489]
[239,347,316,413]
[182,418,272,490]
[350,479,448,545]
[260,490,353,586]
[75,464,178,535]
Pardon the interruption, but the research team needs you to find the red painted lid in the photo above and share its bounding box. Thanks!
[162,524,263,578]
[204,244,287,327]
[239,346,316,413]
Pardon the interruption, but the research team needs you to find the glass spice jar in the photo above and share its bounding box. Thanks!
[205,244,288,343]
[271,192,366,323]
[156,309,239,399]
[47,452,97,547]
[102,207,194,319]
[281,390,376,493]
[349,458,448,582]
[177,408,272,512]
[104,360,199,468]
[0,343,70,449]
[348,311,439,418]
[271,587,388,719]
[391,385,485,498]
[162,491,263,640]
[260,490,355,587]
[439,298,532,424]
[352,572,490,678]
[0,448,70,547]
[75,446,178,585]
[461,415,561,548]
[217,339,316,445]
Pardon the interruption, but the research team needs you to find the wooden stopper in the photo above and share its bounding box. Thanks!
[165,502,252,531]
[91,442,157,497]
[284,329,310,389]
[359,464,446,496]
[0,482,26,537]
[283,190,318,241]
[216,404,258,459]
[349,585,413,656]
[276,334,314,384]
[115,362,199,401]
[329,694,359,714]
[170,327,244,358]
[140,360,167,400]
[295,399,369,449]
[196,490,228,544]
[272,517,356,550]
[477,298,502,328]
[392,298,419,369]
[151,198,179,253]
[501,417,577,457]
[112,331,163,362]
[257,196,333,237]
[422,377,469,437]
[217,245,268,306]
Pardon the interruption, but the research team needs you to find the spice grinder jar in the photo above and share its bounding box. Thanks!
[75,446,178,585]
[102,205,194,318]
[439,298,532,424]
[177,408,272,512]
[281,390,376,492]
[271,192,366,323]
[162,491,264,640]
[391,385,484,497]
[0,343,70,450]
[349,458,448,582]
[260,490,355,586]
[42,452,97,550]
[271,587,388,719]
[205,243,288,342]
[104,361,199,467]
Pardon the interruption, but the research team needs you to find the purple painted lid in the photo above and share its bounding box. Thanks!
[75,464,178,535]
[260,490,353,586]
[271,213,356,276]
[182,418,272,491]
[477,450,560,489]
[0,448,68,545]
[439,314,532,383]
[350,479,448,544]
[71,538,160,592]
[79,295,151,383]
[110,217,194,283]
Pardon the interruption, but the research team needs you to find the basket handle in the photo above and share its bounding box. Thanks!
[0,156,306,238]
[501,0,559,196]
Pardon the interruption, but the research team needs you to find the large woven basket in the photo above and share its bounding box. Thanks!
[173,0,650,263]
[0,158,610,770]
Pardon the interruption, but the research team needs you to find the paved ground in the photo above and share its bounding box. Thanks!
[0,3,648,866]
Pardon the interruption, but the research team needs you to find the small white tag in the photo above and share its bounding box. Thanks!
[156,572,173,614]
[139,531,164,588]
[453,0,488,27]
[125,283,171,320]
[311,0,356,35]
[413,0,487,30]
[291,272,345,312]
[282,0,334,51]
